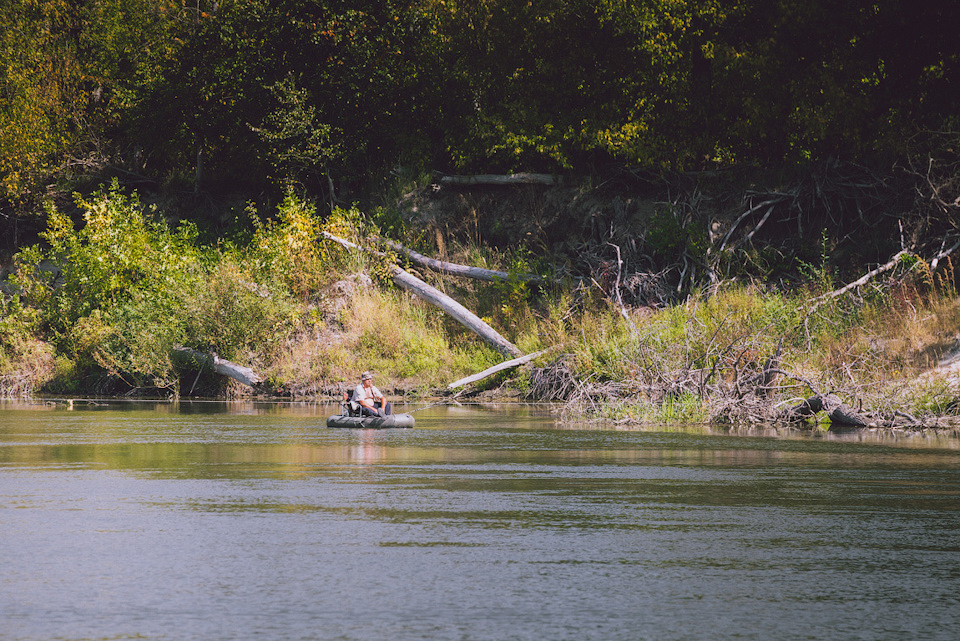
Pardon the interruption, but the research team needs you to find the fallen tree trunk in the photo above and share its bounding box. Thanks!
[379,238,544,284]
[930,236,960,271]
[390,266,522,358]
[321,231,375,254]
[448,348,553,389]
[171,347,262,388]
[439,173,560,187]
[782,393,871,427]
[321,230,523,358]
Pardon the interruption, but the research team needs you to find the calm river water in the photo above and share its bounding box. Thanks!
[2,400,960,641]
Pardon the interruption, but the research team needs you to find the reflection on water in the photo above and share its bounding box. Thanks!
[2,401,960,641]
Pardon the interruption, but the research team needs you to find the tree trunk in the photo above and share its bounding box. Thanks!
[172,347,262,387]
[439,173,560,187]
[783,394,826,420]
[390,266,522,358]
[320,230,523,358]
[824,395,870,428]
[782,393,870,427]
[448,348,552,389]
[379,238,543,284]
[808,250,910,312]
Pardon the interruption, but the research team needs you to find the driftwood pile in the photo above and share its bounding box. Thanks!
[527,350,953,430]
[0,372,37,397]
[378,226,960,429]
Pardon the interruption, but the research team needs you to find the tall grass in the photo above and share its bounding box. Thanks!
[599,392,708,424]
[269,288,500,396]
[564,285,798,386]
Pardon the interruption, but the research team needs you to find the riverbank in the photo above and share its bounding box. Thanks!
[10,265,960,431]
[3,172,960,432]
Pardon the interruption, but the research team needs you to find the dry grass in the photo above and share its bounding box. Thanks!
[524,275,960,426]
[266,286,501,398]
[0,337,58,397]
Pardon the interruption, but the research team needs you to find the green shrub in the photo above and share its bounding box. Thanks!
[179,258,299,363]
[11,182,305,391]
[247,192,325,297]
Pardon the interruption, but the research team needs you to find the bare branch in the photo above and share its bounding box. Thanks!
[807,250,912,313]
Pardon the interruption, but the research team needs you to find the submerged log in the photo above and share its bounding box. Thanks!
[783,395,826,419]
[783,393,870,427]
[826,398,871,428]
[171,347,262,388]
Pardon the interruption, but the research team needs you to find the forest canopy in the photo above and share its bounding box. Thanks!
[1,0,958,206]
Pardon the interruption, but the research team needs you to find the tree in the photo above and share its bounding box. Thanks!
[0,0,83,203]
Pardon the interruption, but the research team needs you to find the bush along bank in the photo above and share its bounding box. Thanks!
[3,182,960,431]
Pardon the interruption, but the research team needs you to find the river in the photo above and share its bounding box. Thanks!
[2,400,960,640]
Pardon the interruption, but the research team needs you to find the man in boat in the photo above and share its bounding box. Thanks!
[353,371,392,417]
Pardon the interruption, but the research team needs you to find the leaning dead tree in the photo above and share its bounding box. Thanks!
[390,266,522,358]
[321,231,523,358]
[806,249,914,313]
[448,348,555,389]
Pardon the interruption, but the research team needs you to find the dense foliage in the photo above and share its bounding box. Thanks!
[9,181,300,391]
[2,0,958,204]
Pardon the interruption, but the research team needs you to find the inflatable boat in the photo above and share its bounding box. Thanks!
[325,412,415,429]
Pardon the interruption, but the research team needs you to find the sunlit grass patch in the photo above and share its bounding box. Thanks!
[894,374,960,418]
[268,338,353,397]
[332,289,500,388]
